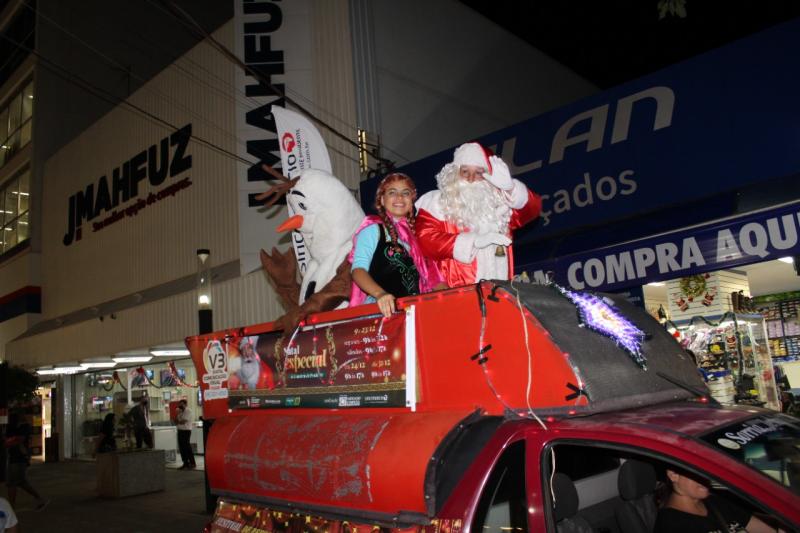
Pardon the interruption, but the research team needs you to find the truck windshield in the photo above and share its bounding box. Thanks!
[701,413,800,495]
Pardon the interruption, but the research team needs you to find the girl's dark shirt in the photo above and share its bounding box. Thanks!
[368,224,420,298]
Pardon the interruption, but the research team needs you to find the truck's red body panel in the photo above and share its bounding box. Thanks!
[187,283,800,532]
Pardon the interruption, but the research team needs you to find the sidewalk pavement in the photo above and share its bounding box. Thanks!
[7,460,210,532]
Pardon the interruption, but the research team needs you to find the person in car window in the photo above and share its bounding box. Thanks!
[655,468,782,533]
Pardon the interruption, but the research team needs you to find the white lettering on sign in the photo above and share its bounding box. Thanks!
[204,388,229,401]
[202,340,228,389]
[723,417,792,446]
[203,340,227,373]
[547,209,800,290]
[488,86,675,230]
[537,169,638,227]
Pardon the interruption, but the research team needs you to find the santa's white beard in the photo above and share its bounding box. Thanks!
[438,170,512,281]
[440,174,510,233]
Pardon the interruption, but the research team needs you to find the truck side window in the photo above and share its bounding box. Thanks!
[471,441,528,533]
[554,444,620,480]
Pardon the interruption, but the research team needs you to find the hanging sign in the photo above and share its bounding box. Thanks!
[522,201,800,292]
[218,313,407,410]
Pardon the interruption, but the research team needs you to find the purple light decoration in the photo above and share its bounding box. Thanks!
[561,288,647,369]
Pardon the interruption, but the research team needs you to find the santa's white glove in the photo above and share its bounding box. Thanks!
[483,156,514,191]
[474,232,511,249]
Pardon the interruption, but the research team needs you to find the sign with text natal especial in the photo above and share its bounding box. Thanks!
[226,313,407,409]
[272,106,333,275]
[521,201,800,292]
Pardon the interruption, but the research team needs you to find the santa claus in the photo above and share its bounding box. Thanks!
[415,142,541,287]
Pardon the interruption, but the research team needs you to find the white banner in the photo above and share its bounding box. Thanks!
[271,106,332,275]
[271,106,332,176]
[235,0,315,275]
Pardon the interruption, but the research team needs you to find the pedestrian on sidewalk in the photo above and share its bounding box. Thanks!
[93,413,117,457]
[0,496,18,532]
[175,399,196,470]
[128,397,153,449]
[4,415,48,511]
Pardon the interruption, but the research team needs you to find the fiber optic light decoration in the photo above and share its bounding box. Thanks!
[558,287,647,369]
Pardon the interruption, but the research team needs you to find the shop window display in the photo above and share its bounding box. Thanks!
[677,312,780,410]
[755,294,800,358]
[70,363,200,460]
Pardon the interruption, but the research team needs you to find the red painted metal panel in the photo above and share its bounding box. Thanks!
[206,409,473,517]
[187,283,580,420]
[409,285,580,414]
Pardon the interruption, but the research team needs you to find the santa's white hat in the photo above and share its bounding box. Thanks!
[453,142,491,172]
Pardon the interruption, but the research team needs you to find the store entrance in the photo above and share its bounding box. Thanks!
[642,258,799,413]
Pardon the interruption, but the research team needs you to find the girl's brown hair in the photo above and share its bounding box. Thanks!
[374,173,417,253]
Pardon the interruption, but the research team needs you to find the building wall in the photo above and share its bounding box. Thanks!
[7,0,594,369]
[40,22,239,320]
[8,268,283,368]
[7,3,362,366]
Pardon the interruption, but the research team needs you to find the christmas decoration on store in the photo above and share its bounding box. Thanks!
[168,360,199,388]
[102,370,126,391]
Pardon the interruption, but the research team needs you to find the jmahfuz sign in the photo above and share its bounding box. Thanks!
[62,124,192,246]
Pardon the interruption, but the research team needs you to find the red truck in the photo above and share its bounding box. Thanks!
[187,282,800,532]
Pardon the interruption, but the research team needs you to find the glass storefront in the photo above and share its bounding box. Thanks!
[70,359,201,464]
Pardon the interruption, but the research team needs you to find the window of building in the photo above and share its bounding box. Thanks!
[0,7,35,89]
[0,80,34,169]
[1,167,30,253]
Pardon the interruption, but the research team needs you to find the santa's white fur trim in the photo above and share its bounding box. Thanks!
[415,190,445,219]
[505,179,529,210]
[453,142,489,170]
[453,233,477,264]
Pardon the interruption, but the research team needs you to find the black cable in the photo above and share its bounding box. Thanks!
[0,32,259,169]
[153,0,396,170]
[28,0,382,176]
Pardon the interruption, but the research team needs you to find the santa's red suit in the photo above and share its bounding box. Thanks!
[416,183,541,288]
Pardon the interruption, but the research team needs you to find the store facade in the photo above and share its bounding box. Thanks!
[3,7,361,459]
[360,18,800,411]
[3,0,596,460]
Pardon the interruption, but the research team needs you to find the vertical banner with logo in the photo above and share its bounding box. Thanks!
[271,106,333,275]
[235,0,317,275]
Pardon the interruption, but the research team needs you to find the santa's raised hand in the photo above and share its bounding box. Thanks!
[483,155,514,191]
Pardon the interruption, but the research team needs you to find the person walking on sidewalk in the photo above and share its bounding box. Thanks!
[175,399,196,470]
[4,415,48,511]
[128,397,153,449]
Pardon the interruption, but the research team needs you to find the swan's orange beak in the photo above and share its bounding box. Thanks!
[277,214,304,232]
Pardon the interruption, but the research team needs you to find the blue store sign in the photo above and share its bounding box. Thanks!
[361,19,800,244]
[521,202,800,292]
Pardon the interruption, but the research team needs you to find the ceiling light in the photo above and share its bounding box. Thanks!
[647,282,665,287]
[778,256,794,264]
[112,356,152,363]
[150,349,190,357]
[80,361,117,369]
[38,366,84,375]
